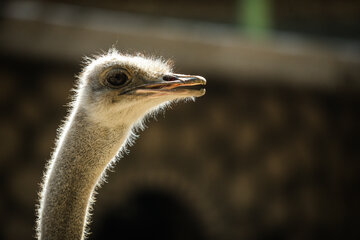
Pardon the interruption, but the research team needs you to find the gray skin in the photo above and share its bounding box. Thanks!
[37,51,206,240]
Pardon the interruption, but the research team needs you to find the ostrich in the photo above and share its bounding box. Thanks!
[36,49,206,240]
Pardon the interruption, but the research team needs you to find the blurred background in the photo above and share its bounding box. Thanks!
[0,0,360,239]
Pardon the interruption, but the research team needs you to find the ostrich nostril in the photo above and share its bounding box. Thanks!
[163,75,177,81]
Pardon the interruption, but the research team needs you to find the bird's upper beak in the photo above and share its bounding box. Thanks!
[134,73,206,97]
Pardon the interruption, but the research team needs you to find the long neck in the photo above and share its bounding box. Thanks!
[38,108,132,240]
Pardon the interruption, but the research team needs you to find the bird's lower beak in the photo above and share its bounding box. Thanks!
[135,73,206,97]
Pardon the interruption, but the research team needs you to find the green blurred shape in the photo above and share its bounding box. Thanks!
[236,0,272,38]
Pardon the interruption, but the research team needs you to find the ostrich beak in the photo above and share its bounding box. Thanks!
[135,73,207,97]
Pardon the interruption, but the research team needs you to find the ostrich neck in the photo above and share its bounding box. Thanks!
[39,108,131,240]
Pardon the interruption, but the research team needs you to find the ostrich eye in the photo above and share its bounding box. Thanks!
[105,69,129,88]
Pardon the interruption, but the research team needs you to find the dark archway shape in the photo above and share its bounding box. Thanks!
[92,187,208,240]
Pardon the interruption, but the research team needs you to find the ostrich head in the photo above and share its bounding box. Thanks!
[37,50,206,240]
[76,50,206,127]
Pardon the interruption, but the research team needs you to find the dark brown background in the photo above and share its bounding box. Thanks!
[0,0,359,240]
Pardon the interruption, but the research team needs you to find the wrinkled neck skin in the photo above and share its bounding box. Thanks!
[38,107,135,240]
